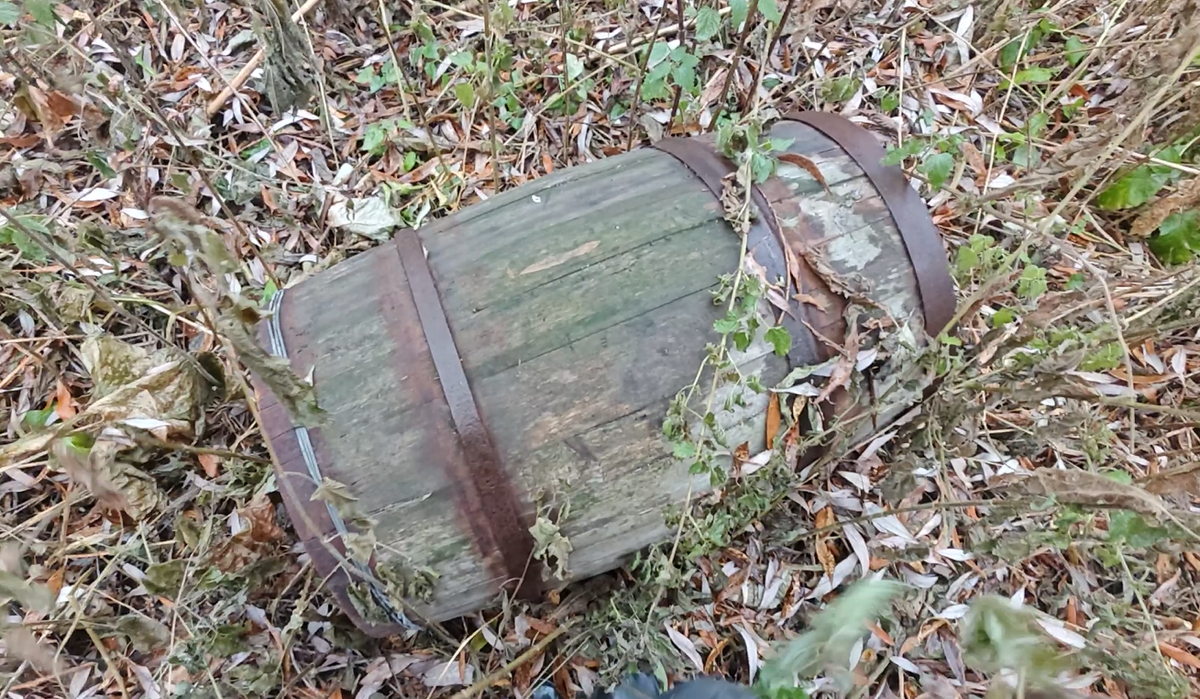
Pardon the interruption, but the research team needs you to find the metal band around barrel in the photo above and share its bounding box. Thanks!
[783,112,957,335]
[650,137,828,365]
[393,231,540,601]
[264,290,419,632]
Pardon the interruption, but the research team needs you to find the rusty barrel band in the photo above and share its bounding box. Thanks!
[393,231,541,601]
[263,290,419,633]
[650,137,828,365]
[783,112,957,335]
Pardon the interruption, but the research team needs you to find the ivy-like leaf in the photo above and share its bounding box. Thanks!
[1097,167,1166,211]
[714,315,740,334]
[454,82,476,109]
[882,139,923,166]
[565,53,584,81]
[1108,509,1170,548]
[991,308,1016,327]
[0,2,20,25]
[759,0,782,24]
[1148,210,1200,265]
[25,0,55,26]
[1064,36,1088,67]
[920,152,955,190]
[765,326,791,356]
[695,7,721,40]
[1080,342,1123,371]
[1017,264,1047,301]
[1012,67,1054,85]
[730,0,748,30]
[1097,147,1181,210]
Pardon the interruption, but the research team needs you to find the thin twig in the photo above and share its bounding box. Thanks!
[448,624,571,699]
[714,0,760,122]
[205,0,325,116]
[480,0,502,192]
[666,0,687,129]
[625,5,672,151]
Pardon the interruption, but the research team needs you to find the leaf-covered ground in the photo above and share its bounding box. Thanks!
[2,0,1200,697]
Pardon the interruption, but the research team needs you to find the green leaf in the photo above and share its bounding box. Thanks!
[955,245,980,276]
[361,123,388,156]
[1102,469,1133,485]
[882,139,922,166]
[454,82,476,109]
[730,0,748,29]
[880,89,899,113]
[766,136,794,153]
[758,580,902,694]
[0,2,20,26]
[765,326,791,356]
[695,7,721,40]
[759,0,782,24]
[354,66,375,84]
[732,331,752,352]
[403,150,418,172]
[1107,510,1169,548]
[448,50,474,68]
[714,316,740,334]
[1000,39,1025,69]
[22,406,54,429]
[261,278,278,306]
[1012,67,1054,85]
[10,226,46,261]
[240,138,270,161]
[1017,264,1047,301]
[750,151,775,184]
[1027,111,1050,137]
[1080,342,1123,371]
[25,0,55,26]
[1096,165,1169,211]
[1066,272,1086,290]
[920,152,954,189]
[671,60,696,91]
[673,441,697,459]
[648,41,671,68]
[144,560,188,598]
[1148,210,1200,265]
[565,53,584,81]
[1064,36,1087,67]
[991,308,1016,327]
[822,76,860,103]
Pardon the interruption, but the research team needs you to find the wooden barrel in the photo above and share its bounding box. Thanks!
[252,112,954,635]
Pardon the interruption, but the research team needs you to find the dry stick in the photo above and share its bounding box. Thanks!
[713,0,760,122]
[204,0,324,117]
[624,5,672,151]
[604,6,732,54]
[480,0,502,192]
[447,624,571,699]
[741,0,795,115]
[666,0,687,129]
[560,0,574,161]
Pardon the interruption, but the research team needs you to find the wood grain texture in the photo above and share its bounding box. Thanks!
[264,119,935,622]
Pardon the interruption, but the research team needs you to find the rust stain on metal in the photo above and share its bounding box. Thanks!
[783,112,957,336]
[649,137,817,366]
[392,230,542,601]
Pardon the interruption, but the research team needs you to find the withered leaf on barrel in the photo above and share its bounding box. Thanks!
[777,153,831,194]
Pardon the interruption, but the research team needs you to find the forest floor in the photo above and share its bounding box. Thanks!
[2,0,1200,698]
